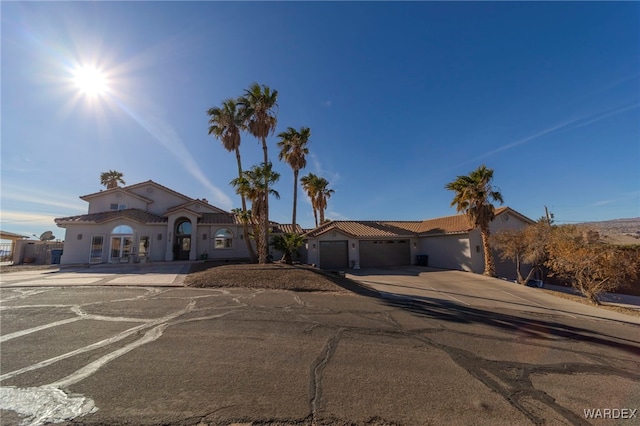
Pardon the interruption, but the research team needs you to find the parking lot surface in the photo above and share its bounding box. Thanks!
[1,266,639,425]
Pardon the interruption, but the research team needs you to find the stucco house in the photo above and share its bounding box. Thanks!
[54,180,260,265]
[304,207,534,278]
[55,180,533,279]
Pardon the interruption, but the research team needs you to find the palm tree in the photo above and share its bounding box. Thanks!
[277,126,310,229]
[271,233,304,264]
[315,177,334,225]
[207,99,257,262]
[237,83,279,264]
[301,173,320,227]
[445,164,504,277]
[230,163,280,263]
[100,170,125,189]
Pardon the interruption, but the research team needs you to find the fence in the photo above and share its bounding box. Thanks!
[14,240,65,265]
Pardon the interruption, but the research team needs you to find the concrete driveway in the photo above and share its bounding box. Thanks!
[0,263,189,288]
[347,267,640,325]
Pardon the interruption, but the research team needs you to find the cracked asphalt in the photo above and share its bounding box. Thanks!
[1,268,639,425]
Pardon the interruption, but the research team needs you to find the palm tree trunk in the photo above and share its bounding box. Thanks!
[261,137,269,264]
[481,226,496,277]
[319,204,325,225]
[292,169,298,229]
[313,207,318,228]
[235,148,257,263]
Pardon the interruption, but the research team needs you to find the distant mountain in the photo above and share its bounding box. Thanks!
[578,217,640,245]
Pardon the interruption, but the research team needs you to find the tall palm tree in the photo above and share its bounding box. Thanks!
[100,170,125,189]
[301,173,320,227]
[207,98,257,262]
[315,177,334,225]
[445,164,504,277]
[277,126,310,229]
[237,83,278,264]
[230,163,280,263]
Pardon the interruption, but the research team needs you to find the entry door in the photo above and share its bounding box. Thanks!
[176,236,191,260]
[110,236,133,262]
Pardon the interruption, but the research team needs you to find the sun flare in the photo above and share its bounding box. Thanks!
[72,65,108,96]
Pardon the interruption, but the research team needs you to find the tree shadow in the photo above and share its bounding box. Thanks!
[382,293,640,357]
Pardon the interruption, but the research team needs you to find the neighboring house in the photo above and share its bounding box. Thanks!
[55,181,258,265]
[0,230,30,263]
[304,207,534,279]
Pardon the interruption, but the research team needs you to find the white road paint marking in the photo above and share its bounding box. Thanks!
[0,317,82,343]
[48,324,169,388]
[0,289,55,300]
[0,386,97,426]
[0,300,196,382]
[0,288,263,425]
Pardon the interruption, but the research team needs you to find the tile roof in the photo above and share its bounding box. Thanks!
[55,209,246,227]
[199,213,242,225]
[304,221,422,238]
[272,224,304,234]
[417,215,473,235]
[303,208,533,238]
[55,209,167,226]
[80,187,153,203]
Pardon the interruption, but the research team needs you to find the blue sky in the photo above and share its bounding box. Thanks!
[2,1,639,240]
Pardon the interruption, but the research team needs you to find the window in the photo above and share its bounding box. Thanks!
[110,203,127,210]
[214,228,233,249]
[112,225,134,234]
[176,221,191,235]
[90,236,104,263]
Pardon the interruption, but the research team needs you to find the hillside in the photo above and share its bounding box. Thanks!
[578,217,640,245]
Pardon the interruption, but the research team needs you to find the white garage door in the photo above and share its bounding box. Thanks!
[359,240,410,268]
[319,240,349,270]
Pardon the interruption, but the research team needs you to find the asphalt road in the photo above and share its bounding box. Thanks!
[1,266,639,425]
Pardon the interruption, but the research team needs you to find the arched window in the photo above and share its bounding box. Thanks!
[176,220,191,235]
[214,228,233,249]
[112,225,134,234]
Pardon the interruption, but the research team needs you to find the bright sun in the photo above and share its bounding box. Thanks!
[72,65,109,96]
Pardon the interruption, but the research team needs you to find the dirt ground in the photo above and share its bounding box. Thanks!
[185,262,374,295]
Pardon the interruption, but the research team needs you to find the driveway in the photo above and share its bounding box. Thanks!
[0,263,189,288]
[347,267,640,325]
[1,266,639,425]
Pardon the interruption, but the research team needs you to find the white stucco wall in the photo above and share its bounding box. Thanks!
[196,225,252,260]
[87,192,149,214]
[59,221,167,265]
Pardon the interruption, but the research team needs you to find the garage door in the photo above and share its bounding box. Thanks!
[319,240,349,270]
[359,240,410,268]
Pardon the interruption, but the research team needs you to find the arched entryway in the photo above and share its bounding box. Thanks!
[174,218,192,260]
[110,225,134,263]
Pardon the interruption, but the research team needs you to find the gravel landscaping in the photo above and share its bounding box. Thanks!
[185,262,372,294]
